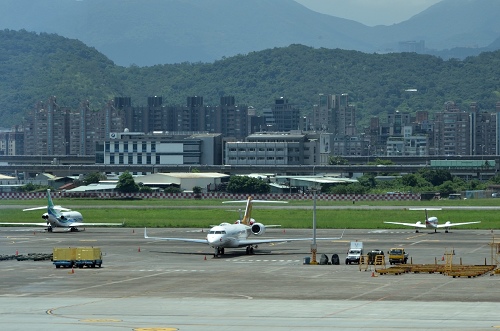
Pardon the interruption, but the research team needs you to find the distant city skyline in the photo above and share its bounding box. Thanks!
[294,0,442,26]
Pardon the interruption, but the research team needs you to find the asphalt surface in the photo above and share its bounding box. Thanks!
[1,226,499,331]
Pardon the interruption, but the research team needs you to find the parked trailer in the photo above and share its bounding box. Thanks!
[52,247,77,268]
[52,247,102,268]
[74,247,102,268]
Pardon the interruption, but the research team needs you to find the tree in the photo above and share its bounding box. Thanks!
[164,186,181,193]
[115,171,139,193]
[328,156,348,165]
[138,183,153,193]
[226,176,270,194]
[418,169,452,186]
[82,172,106,185]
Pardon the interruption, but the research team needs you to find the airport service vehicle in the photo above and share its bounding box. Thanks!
[388,247,408,265]
[384,208,480,233]
[345,241,363,264]
[74,247,102,268]
[0,189,122,232]
[145,196,344,257]
[52,247,102,268]
[367,249,385,264]
[52,247,77,268]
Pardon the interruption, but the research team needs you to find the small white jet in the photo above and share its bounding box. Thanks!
[145,196,343,257]
[0,189,122,232]
[384,208,480,233]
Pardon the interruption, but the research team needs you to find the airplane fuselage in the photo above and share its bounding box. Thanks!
[207,223,251,248]
[44,211,83,228]
[425,216,439,229]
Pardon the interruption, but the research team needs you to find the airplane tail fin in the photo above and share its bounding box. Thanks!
[240,196,253,225]
[46,189,60,218]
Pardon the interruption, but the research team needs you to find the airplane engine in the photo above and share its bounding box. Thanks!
[42,213,49,220]
[251,223,266,236]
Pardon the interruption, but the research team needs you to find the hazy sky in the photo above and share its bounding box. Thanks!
[294,0,443,26]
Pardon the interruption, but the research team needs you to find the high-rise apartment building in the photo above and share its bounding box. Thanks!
[271,98,300,132]
[432,101,471,156]
[24,96,68,155]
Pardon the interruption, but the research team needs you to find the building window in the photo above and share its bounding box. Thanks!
[128,154,133,164]
[137,154,142,164]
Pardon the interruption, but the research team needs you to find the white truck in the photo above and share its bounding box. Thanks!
[345,241,363,264]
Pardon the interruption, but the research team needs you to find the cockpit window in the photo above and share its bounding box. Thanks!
[209,230,226,234]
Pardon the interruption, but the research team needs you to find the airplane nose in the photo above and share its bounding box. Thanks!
[207,235,225,245]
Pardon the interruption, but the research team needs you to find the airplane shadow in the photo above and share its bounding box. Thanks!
[148,248,308,259]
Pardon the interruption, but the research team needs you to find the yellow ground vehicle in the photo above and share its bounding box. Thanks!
[388,248,408,265]
[52,247,102,268]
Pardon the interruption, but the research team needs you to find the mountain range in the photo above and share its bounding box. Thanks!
[0,0,499,66]
[1,29,500,130]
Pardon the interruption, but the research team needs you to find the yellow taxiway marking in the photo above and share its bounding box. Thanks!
[406,234,430,240]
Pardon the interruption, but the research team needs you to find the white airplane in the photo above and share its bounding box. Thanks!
[145,196,344,257]
[384,208,480,233]
[0,189,122,232]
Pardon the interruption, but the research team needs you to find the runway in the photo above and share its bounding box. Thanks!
[1,227,499,330]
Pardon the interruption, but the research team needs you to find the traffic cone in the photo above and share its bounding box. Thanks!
[371,271,375,277]
[15,250,18,256]
[33,231,36,235]
[138,246,141,252]
[201,228,204,232]
[441,256,444,261]
[283,229,286,234]
[204,255,207,260]
[69,267,74,274]
[132,229,135,234]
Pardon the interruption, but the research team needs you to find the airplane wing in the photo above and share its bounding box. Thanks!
[0,222,49,226]
[144,228,208,244]
[436,221,481,228]
[236,236,343,247]
[80,223,124,226]
[0,222,123,227]
[384,221,427,229]
[23,205,71,212]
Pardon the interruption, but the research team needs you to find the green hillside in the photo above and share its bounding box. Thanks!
[1,30,500,128]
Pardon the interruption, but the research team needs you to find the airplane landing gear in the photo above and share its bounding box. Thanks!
[70,227,79,232]
[245,246,255,255]
[214,247,224,258]
[47,226,53,232]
